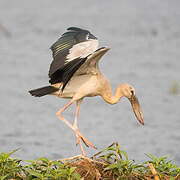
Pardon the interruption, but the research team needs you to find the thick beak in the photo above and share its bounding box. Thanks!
[128,94,144,125]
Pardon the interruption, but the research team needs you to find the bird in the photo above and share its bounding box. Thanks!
[29,27,144,156]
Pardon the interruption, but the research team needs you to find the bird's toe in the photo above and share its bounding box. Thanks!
[75,130,97,149]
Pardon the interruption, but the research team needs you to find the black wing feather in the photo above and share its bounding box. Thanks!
[49,27,89,78]
[49,57,87,91]
[48,49,69,77]
[48,27,98,91]
[67,27,89,32]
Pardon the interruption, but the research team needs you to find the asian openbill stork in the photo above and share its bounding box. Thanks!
[29,27,144,156]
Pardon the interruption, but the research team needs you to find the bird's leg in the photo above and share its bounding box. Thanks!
[73,100,97,150]
[56,100,74,129]
[56,99,97,156]
[73,99,82,130]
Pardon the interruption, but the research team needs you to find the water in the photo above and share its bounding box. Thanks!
[0,0,180,164]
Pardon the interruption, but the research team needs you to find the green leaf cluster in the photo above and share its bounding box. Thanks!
[93,142,180,179]
[0,151,80,180]
[144,153,180,178]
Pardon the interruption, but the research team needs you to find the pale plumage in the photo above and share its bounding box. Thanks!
[29,27,144,156]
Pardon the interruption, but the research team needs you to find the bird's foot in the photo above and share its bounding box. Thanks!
[75,130,97,150]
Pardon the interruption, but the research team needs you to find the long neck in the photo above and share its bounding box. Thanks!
[101,86,123,104]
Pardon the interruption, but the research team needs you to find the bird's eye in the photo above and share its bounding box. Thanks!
[131,90,134,96]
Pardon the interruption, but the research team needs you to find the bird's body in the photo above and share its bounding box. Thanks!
[29,27,144,156]
[52,74,103,99]
[51,52,110,100]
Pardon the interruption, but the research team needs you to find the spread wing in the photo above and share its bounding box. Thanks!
[49,27,98,90]
[75,47,110,76]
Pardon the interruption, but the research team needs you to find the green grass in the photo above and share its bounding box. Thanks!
[0,143,180,179]
[0,149,80,180]
[94,142,180,179]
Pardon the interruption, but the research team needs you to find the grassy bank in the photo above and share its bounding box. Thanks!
[0,143,180,179]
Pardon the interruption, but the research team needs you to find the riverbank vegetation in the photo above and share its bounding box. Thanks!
[0,143,180,179]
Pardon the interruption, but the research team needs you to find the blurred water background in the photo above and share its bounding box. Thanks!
[0,0,180,164]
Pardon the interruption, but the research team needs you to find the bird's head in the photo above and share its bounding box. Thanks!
[118,84,144,125]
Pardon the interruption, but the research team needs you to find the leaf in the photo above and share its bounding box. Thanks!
[158,157,167,162]
[51,160,65,168]
[145,153,157,162]
[37,157,49,165]
[26,169,43,178]
[69,167,76,175]
[72,172,81,180]
[115,145,121,159]
[0,175,8,180]
[25,160,35,163]
[104,163,119,171]
[119,150,128,161]
[7,149,20,157]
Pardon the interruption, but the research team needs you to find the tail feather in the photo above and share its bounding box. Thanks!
[29,86,59,97]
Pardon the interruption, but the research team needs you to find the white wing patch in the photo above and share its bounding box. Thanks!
[66,39,98,63]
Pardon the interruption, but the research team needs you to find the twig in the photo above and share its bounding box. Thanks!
[92,142,117,158]
[148,162,159,180]
[58,155,83,162]
[58,154,107,166]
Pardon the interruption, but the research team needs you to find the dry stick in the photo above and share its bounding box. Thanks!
[58,155,107,166]
[147,162,160,180]
[92,142,117,158]
[58,155,83,162]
